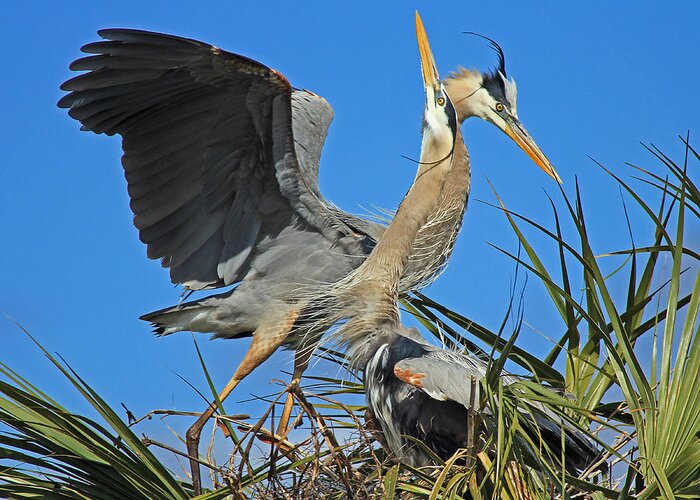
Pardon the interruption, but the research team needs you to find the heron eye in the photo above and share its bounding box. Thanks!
[495,102,504,112]
[437,97,445,106]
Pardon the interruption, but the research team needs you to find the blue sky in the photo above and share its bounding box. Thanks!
[1,1,698,476]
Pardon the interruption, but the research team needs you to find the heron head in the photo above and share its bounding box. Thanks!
[416,13,458,152]
[444,36,562,183]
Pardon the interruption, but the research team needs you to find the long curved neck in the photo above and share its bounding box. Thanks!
[362,135,454,292]
[395,74,479,291]
[334,129,455,367]
[401,127,469,289]
[335,127,455,353]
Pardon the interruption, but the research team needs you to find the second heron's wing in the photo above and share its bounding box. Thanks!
[394,347,601,471]
[393,349,495,409]
[59,29,377,290]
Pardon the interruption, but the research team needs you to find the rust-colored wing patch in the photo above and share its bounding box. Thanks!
[394,365,427,388]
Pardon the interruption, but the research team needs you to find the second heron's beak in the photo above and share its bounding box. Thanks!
[416,12,440,92]
[504,118,562,183]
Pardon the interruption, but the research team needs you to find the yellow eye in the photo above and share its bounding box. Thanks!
[437,97,445,106]
[495,102,504,112]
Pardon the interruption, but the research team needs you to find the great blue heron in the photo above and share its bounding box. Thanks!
[331,15,599,474]
[58,17,559,492]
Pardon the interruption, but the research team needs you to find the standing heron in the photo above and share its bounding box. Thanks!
[58,17,559,492]
[332,15,599,473]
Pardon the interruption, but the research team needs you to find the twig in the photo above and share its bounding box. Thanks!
[141,435,225,473]
[292,389,354,497]
[465,376,477,469]
[128,408,249,427]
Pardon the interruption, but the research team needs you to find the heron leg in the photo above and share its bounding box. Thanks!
[276,346,312,436]
[187,309,299,495]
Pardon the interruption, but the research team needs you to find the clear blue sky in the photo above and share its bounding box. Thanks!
[1,1,697,473]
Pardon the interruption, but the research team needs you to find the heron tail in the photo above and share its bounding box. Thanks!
[140,302,213,337]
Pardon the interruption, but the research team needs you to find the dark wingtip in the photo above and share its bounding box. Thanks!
[56,93,71,109]
[95,28,205,50]
[96,28,148,40]
[96,28,117,38]
[147,321,167,337]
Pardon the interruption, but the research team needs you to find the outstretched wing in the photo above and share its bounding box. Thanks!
[59,29,366,290]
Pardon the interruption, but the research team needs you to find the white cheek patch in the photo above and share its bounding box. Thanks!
[424,110,443,132]
[424,108,453,145]
[469,90,498,123]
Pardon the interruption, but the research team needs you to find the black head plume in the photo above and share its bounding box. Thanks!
[463,32,507,77]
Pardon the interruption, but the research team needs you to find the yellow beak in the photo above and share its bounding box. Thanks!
[415,12,440,90]
[504,121,562,183]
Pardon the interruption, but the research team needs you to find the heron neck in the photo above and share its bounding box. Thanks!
[337,133,454,368]
[399,78,475,290]
[357,130,455,305]
[401,128,469,289]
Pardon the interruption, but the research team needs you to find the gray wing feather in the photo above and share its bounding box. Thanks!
[395,353,487,409]
[395,350,520,409]
[290,90,334,194]
[59,29,361,290]
[218,196,261,284]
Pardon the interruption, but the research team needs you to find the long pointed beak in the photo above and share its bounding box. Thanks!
[504,119,562,183]
[415,12,440,90]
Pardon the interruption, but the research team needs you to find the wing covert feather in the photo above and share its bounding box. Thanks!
[394,353,489,409]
